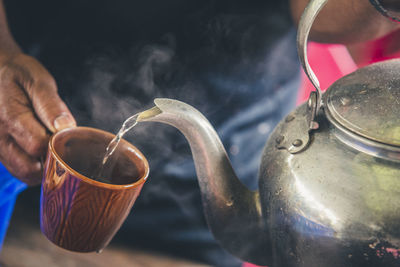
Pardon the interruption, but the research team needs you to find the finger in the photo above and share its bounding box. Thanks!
[0,134,42,186]
[11,54,76,133]
[29,78,76,133]
[1,83,49,158]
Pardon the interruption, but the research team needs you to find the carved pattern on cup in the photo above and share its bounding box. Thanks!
[40,127,149,252]
[41,159,144,251]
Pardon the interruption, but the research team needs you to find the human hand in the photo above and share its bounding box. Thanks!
[0,53,76,185]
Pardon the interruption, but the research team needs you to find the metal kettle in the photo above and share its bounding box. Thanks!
[137,0,400,266]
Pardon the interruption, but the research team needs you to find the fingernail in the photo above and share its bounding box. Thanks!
[54,114,76,131]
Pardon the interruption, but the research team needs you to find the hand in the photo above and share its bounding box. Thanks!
[0,53,76,185]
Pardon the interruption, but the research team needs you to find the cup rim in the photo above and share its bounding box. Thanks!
[49,126,149,189]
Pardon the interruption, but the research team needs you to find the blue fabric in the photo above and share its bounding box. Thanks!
[5,0,299,266]
[0,163,26,251]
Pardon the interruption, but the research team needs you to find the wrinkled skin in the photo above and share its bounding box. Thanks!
[0,52,75,185]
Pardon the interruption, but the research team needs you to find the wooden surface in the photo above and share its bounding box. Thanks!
[0,187,209,267]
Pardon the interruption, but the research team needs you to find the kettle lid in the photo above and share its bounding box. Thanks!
[325,59,400,147]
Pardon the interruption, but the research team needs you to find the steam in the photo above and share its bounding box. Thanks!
[73,43,177,162]
[85,43,176,128]
[11,1,301,265]
[63,3,299,236]
[136,45,175,97]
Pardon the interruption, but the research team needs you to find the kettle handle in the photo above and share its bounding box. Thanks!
[274,0,328,154]
[297,0,328,115]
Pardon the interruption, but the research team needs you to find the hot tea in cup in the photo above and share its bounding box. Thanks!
[40,126,149,252]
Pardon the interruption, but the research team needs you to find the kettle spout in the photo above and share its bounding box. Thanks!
[138,99,269,264]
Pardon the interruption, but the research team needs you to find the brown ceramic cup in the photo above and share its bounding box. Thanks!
[40,126,149,252]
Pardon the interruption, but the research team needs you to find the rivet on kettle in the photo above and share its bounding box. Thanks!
[292,139,303,147]
[276,136,284,144]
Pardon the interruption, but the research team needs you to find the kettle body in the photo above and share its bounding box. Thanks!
[137,59,400,266]
[261,94,400,266]
[136,0,400,264]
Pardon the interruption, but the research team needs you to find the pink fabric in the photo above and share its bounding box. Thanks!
[297,42,357,104]
[243,262,265,267]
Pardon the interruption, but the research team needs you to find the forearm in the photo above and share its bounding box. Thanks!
[0,0,21,55]
[290,0,400,44]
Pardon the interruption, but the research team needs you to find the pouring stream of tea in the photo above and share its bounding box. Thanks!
[96,113,140,179]
[95,106,162,181]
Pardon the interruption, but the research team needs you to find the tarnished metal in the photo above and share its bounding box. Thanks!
[139,97,400,266]
[275,105,312,154]
[275,91,320,154]
[307,91,320,131]
[325,60,400,148]
[297,0,328,115]
[135,0,400,266]
[290,0,327,151]
[137,99,268,264]
[261,106,400,266]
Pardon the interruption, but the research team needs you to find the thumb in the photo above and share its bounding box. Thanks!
[30,80,76,133]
